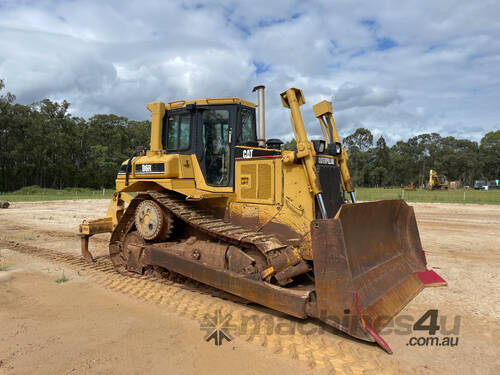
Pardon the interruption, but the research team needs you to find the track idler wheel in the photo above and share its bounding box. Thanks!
[135,200,173,241]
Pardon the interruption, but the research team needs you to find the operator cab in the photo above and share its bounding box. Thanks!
[162,101,257,187]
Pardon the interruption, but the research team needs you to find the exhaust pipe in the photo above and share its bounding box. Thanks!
[253,85,266,147]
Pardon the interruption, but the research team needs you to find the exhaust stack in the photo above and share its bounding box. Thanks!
[253,85,266,147]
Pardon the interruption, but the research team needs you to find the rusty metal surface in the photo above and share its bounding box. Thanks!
[339,200,426,280]
[142,243,311,319]
[108,190,307,281]
[226,245,256,274]
[135,199,173,241]
[123,231,146,274]
[109,195,146,271]
[106,192,431,348]
[311,199,428,341]
[148,192,287,256]
[154,238,230,270]
[275,261,310,285]
[311,218,371,341]
[79,235,94,262]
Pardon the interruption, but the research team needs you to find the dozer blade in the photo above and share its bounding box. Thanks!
[311,199,446,353]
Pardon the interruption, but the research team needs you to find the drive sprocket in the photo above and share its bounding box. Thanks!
[135,199,173,241]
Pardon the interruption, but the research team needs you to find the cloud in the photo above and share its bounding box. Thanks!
[333,83,401,110]
[0,0,499,144]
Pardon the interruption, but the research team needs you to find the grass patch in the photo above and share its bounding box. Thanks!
[0,264,9,271]
[55,273,69,284]
[355,187,500,205]
[2,185,499,205]
[0,185,114,202]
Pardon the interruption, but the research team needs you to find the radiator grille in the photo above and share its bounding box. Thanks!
[240,164,257,199]
[258,164,272,199]
[316,164,343,218]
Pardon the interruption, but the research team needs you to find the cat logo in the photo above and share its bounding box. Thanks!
[242,149,253,159]
[141,164,152,173]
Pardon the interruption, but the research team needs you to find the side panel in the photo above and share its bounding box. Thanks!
[229,157,315,259]
[235,159,275,204]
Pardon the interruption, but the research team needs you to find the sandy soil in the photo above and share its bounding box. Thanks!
[0,199,499,374]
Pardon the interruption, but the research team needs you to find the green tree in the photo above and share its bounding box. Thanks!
[343,128,373,186]
[479,131,500,179]
[282,138,297,151]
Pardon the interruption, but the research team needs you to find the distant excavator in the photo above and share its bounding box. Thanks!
[428,169,449,190]
[79,86,446,353]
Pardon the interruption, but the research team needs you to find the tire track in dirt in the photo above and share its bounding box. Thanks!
[0,239,422,374]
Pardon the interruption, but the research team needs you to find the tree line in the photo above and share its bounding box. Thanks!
[285,127,499,187]
[1,79,499,191]
[0,80,150,191]
[342,128,499,187]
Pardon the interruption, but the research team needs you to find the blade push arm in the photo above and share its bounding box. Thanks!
[313,100,356,203]
[280,88,328,219]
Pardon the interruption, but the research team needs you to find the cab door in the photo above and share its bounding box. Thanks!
[196,105,236,187]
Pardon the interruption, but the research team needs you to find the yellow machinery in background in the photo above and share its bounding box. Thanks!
[429,169,449,190]
[79,87,446,353]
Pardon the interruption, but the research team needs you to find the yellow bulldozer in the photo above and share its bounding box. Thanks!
[79,87,446,353]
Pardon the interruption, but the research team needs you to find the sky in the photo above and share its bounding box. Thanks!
[0,0,499,144]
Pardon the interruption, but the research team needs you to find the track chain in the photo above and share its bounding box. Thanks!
[138,191,286,255]
[109,191,292,275]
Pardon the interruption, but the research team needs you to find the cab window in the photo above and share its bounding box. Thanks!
[166,114,191,151]
[201,109,230,186]
[239,107,255,143]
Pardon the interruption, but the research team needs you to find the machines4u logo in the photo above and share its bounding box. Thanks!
[403,310,460,347]
[200,309,235,346]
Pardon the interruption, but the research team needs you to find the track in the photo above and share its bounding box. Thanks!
[109,192,292,273]
[0,237,420,374]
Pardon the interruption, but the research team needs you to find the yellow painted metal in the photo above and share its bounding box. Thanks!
[146,102,166,154]
[120,192,134,204]
[280,88,321,195]
[115,156,234,197]
[78,192,127,235]
[229,152,315,259]
[81,89,324,262]
[235,159,275,204]
[115,153,194,184]
[429,169,436,188]
[313,100,355,193]
[189,155,233,193]
[428,169,448,190]
[79,216,113,235]
[166,97,256,110]
[313,100,335,141]
[81,89,332,261]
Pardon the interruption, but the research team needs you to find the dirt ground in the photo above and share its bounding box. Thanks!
[0,200,499,374]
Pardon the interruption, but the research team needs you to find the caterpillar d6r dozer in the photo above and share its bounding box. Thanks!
[79,87,446,353]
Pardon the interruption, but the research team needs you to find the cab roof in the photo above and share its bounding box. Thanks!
[166,97,257,110]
